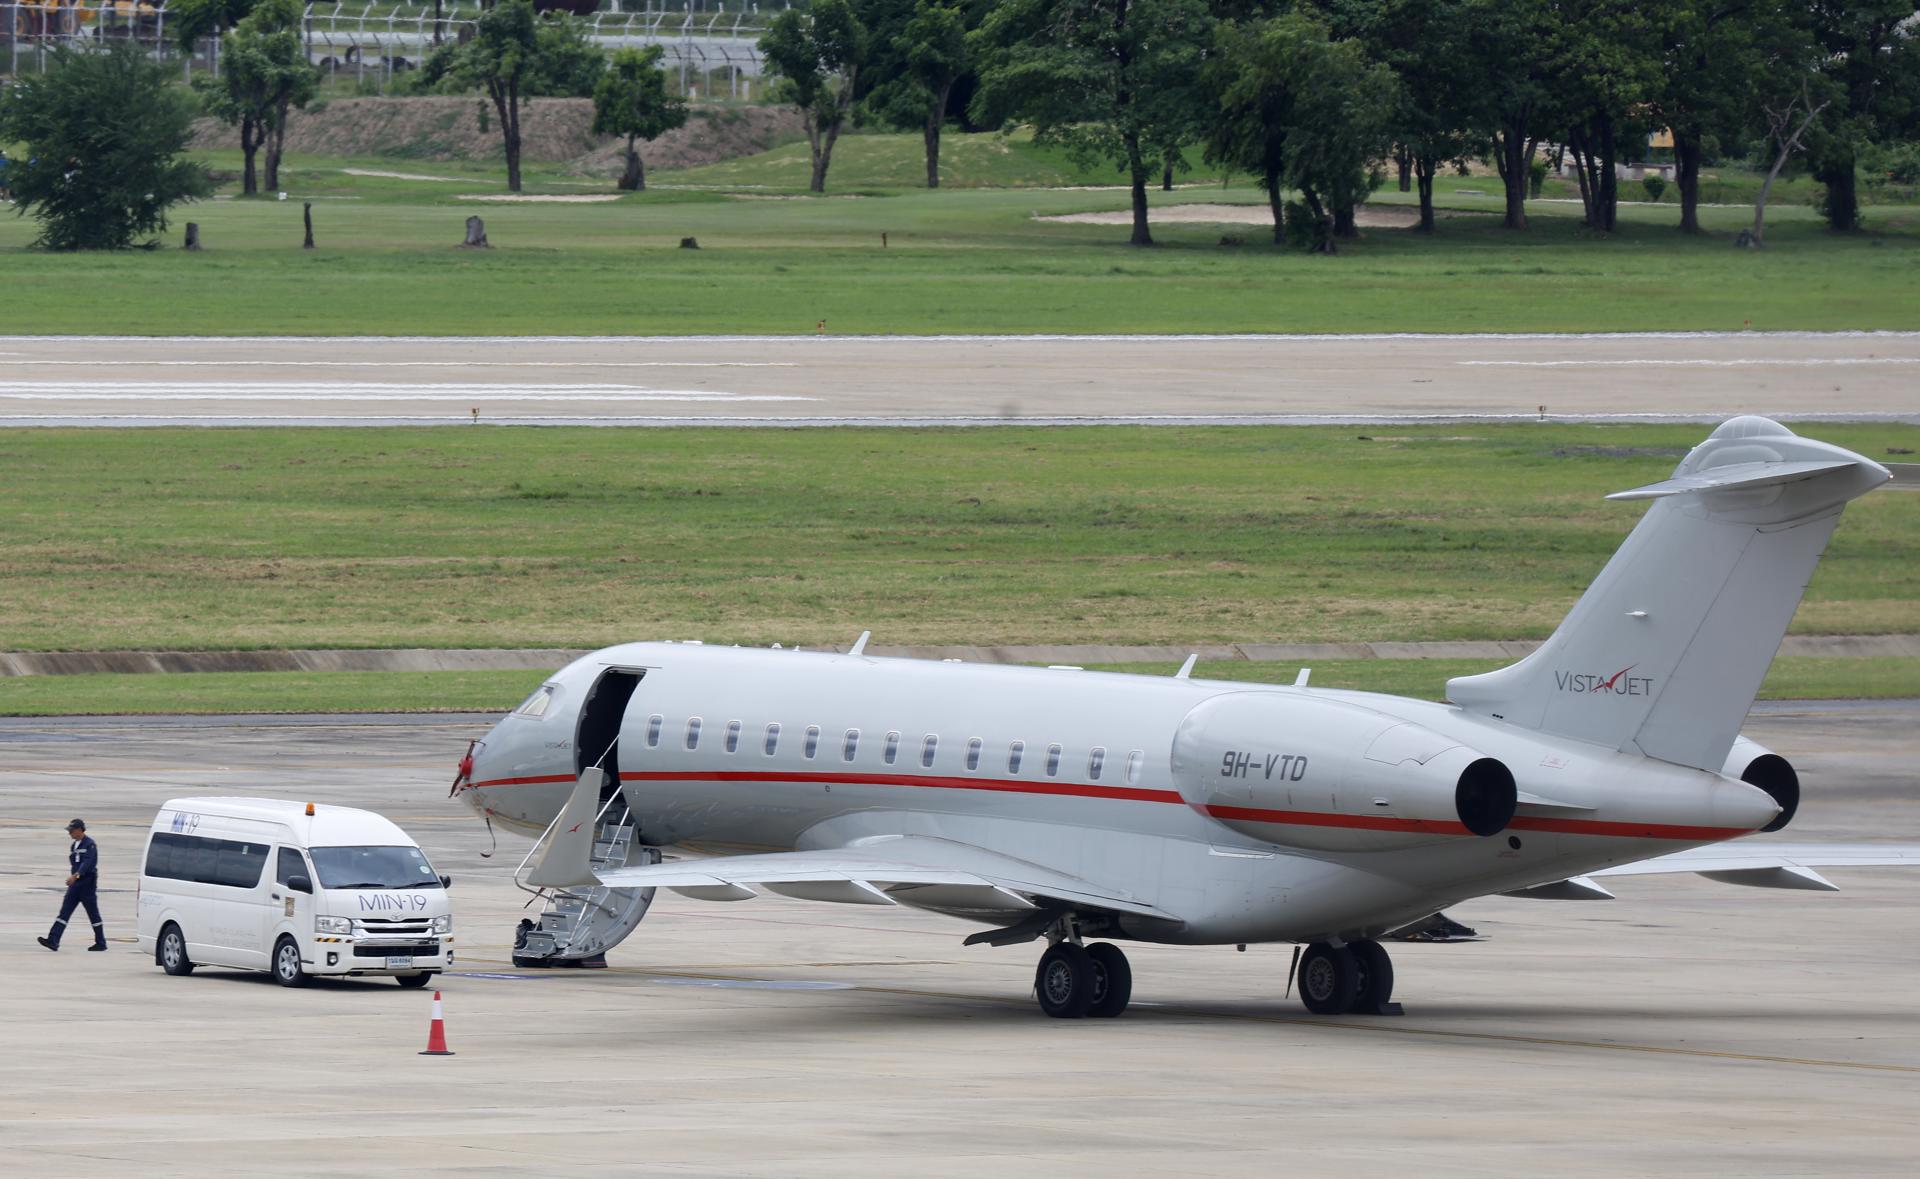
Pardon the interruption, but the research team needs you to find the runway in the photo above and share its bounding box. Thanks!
[3,703,1918,1176]
[2,331,1917,426]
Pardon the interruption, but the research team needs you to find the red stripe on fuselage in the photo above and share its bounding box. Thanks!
[469,769,1751,842]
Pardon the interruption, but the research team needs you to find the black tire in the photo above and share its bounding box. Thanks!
[1297,942,1358,1015]
[158,923,194,976]
[272,935,311,988]
[1035,942,1096,1018]
[1349,940,1395,1015]
[1085,943,1133,1018]
[395,971,435,989]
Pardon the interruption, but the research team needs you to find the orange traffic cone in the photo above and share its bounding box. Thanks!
[419,990,455,1056]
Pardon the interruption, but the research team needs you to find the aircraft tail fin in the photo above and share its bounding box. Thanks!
[1446,417,1889,773]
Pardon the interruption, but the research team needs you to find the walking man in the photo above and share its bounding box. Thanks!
[38,819,106,952]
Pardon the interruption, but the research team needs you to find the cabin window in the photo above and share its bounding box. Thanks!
[764,723,780,755]
[965,738,982,771]
[684,717,702,751]
[804,725,821,759]
[1008,741,1025,774]
[921,734,939,768]
[843,729,860,762]
[724,720,742,754]
[1088,747,1106,781]
[1046,744,1062,777]
[645,714,663,748]
[884,731,901,765]
[1124,750,1144,785]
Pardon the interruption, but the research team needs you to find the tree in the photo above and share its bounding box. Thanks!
[168,0,258,52]
[1457,0,1563,230]
[760,0,873,193]
[0,43,212,250]
[197,0,317,196]
[973,0,1213,246]
[1203,16,1304,246]
[1552,2,1670,234]
[1805,2,1920,232]
[1661,1,1769,234]
[864,0,976,188]
[444,0,604,192]
[592,46,689,191]
[1751,78,1828,246]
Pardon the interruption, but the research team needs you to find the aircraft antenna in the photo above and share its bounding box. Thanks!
[849,630,872,656]
[1294,668,1312,687]
[1173,654,1198,680]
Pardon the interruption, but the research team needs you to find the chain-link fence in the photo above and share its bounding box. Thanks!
[0,1,776,96]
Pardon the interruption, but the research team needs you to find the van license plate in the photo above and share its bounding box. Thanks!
[385,955,414,969]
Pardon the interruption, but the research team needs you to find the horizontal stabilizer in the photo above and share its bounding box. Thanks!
[1502,876,1616,901]
[598,835,1179,924]
[1606,458,1859,502]
[1593,842,1920,889]
[1697,865,1838,892]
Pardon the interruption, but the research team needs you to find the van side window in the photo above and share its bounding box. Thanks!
[921,734,938,768]
[1046,744,1062,777]
[725,720,742,754]
[1008,741,1025,774]
[1124,750,1144,785]
[276,847,308,886]
[965,738,982,771]
[805,726,821,759]
[146,833,267,889]
[1088,747,1106,781]
[844,729,860,762]
[884,731,901,765]
[646,714,663,748]
[764,723,781,756]
[685,717,702,751]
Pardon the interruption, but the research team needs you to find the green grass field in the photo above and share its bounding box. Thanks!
[1,133,1913,335]
[0,655,1909,717]
[4,425,1915,655]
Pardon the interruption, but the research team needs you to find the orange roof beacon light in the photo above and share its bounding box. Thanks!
[305,802,315,817]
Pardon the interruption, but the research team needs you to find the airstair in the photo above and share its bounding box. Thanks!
[512,771,659,968]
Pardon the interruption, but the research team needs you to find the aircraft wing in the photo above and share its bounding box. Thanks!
[595,834,1182,925]
[1588,842,1920,892]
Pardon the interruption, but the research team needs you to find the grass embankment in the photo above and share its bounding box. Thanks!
[0,138,1912,335]
[4,425,1915,656]
[2,656,1911,716]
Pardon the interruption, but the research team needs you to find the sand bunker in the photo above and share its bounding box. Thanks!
[456,194,623,203]
[1037,203,1423,228]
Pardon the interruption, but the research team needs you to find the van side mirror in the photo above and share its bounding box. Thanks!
[286,874,313,894]
[439,875,452,889]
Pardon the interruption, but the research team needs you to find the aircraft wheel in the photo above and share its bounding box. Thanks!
[1035,941,1096,1018]
[1296,942,1358,1015]
[1348,939,1395,1014]
[1085,943,1133,1018]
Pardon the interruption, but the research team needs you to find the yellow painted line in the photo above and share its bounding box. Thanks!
[461,955,1920,1075]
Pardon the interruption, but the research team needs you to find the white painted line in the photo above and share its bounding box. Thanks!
[0,383,814,402]
[1,331,1916,344]
[5,360,796,368]
[1461,358,1920,368]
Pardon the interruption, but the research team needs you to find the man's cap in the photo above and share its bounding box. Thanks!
[66,819,85,831]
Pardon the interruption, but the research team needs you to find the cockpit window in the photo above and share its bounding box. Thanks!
[516,685,558,718]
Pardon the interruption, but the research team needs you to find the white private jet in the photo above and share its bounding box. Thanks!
[456,416,1917,1019]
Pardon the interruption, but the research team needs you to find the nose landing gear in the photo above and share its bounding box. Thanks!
[1034,939,1134,1019]
[1297,939,1399,1016]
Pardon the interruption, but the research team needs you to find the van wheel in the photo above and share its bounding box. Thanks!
[158,924,194,976]
[396,972,435,988]
[273,936,310,988]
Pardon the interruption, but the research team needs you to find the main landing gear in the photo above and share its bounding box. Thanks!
[1296,939,1398,1016]
[1034,940,1133,1019]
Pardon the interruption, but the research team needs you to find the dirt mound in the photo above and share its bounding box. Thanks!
[191,97,803,171]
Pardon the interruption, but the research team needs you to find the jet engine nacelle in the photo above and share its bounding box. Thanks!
[1170,692,1517,852]
[1722,735,1798,833]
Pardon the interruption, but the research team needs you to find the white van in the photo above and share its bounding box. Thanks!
[135,797,455,988]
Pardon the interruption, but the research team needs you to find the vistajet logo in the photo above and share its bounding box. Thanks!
[1555,665,1654,696]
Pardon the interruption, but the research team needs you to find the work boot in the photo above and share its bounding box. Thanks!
[37,936,58,951]
[88,942,107,952]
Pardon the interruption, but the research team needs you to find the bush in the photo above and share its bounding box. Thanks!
[1528,158,1548,198]
[1641,174,1667,202]
[0,43,211,249]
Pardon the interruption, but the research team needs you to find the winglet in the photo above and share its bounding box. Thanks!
[524,770,604,890]
[849,630,872,656]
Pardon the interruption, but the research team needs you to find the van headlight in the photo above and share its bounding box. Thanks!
[314,915,351,935]
[431,914,453,934]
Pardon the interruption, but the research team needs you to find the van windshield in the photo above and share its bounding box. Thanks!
[310,845,442,890]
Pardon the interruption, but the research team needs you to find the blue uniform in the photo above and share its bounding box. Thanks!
[46,835,104,949]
